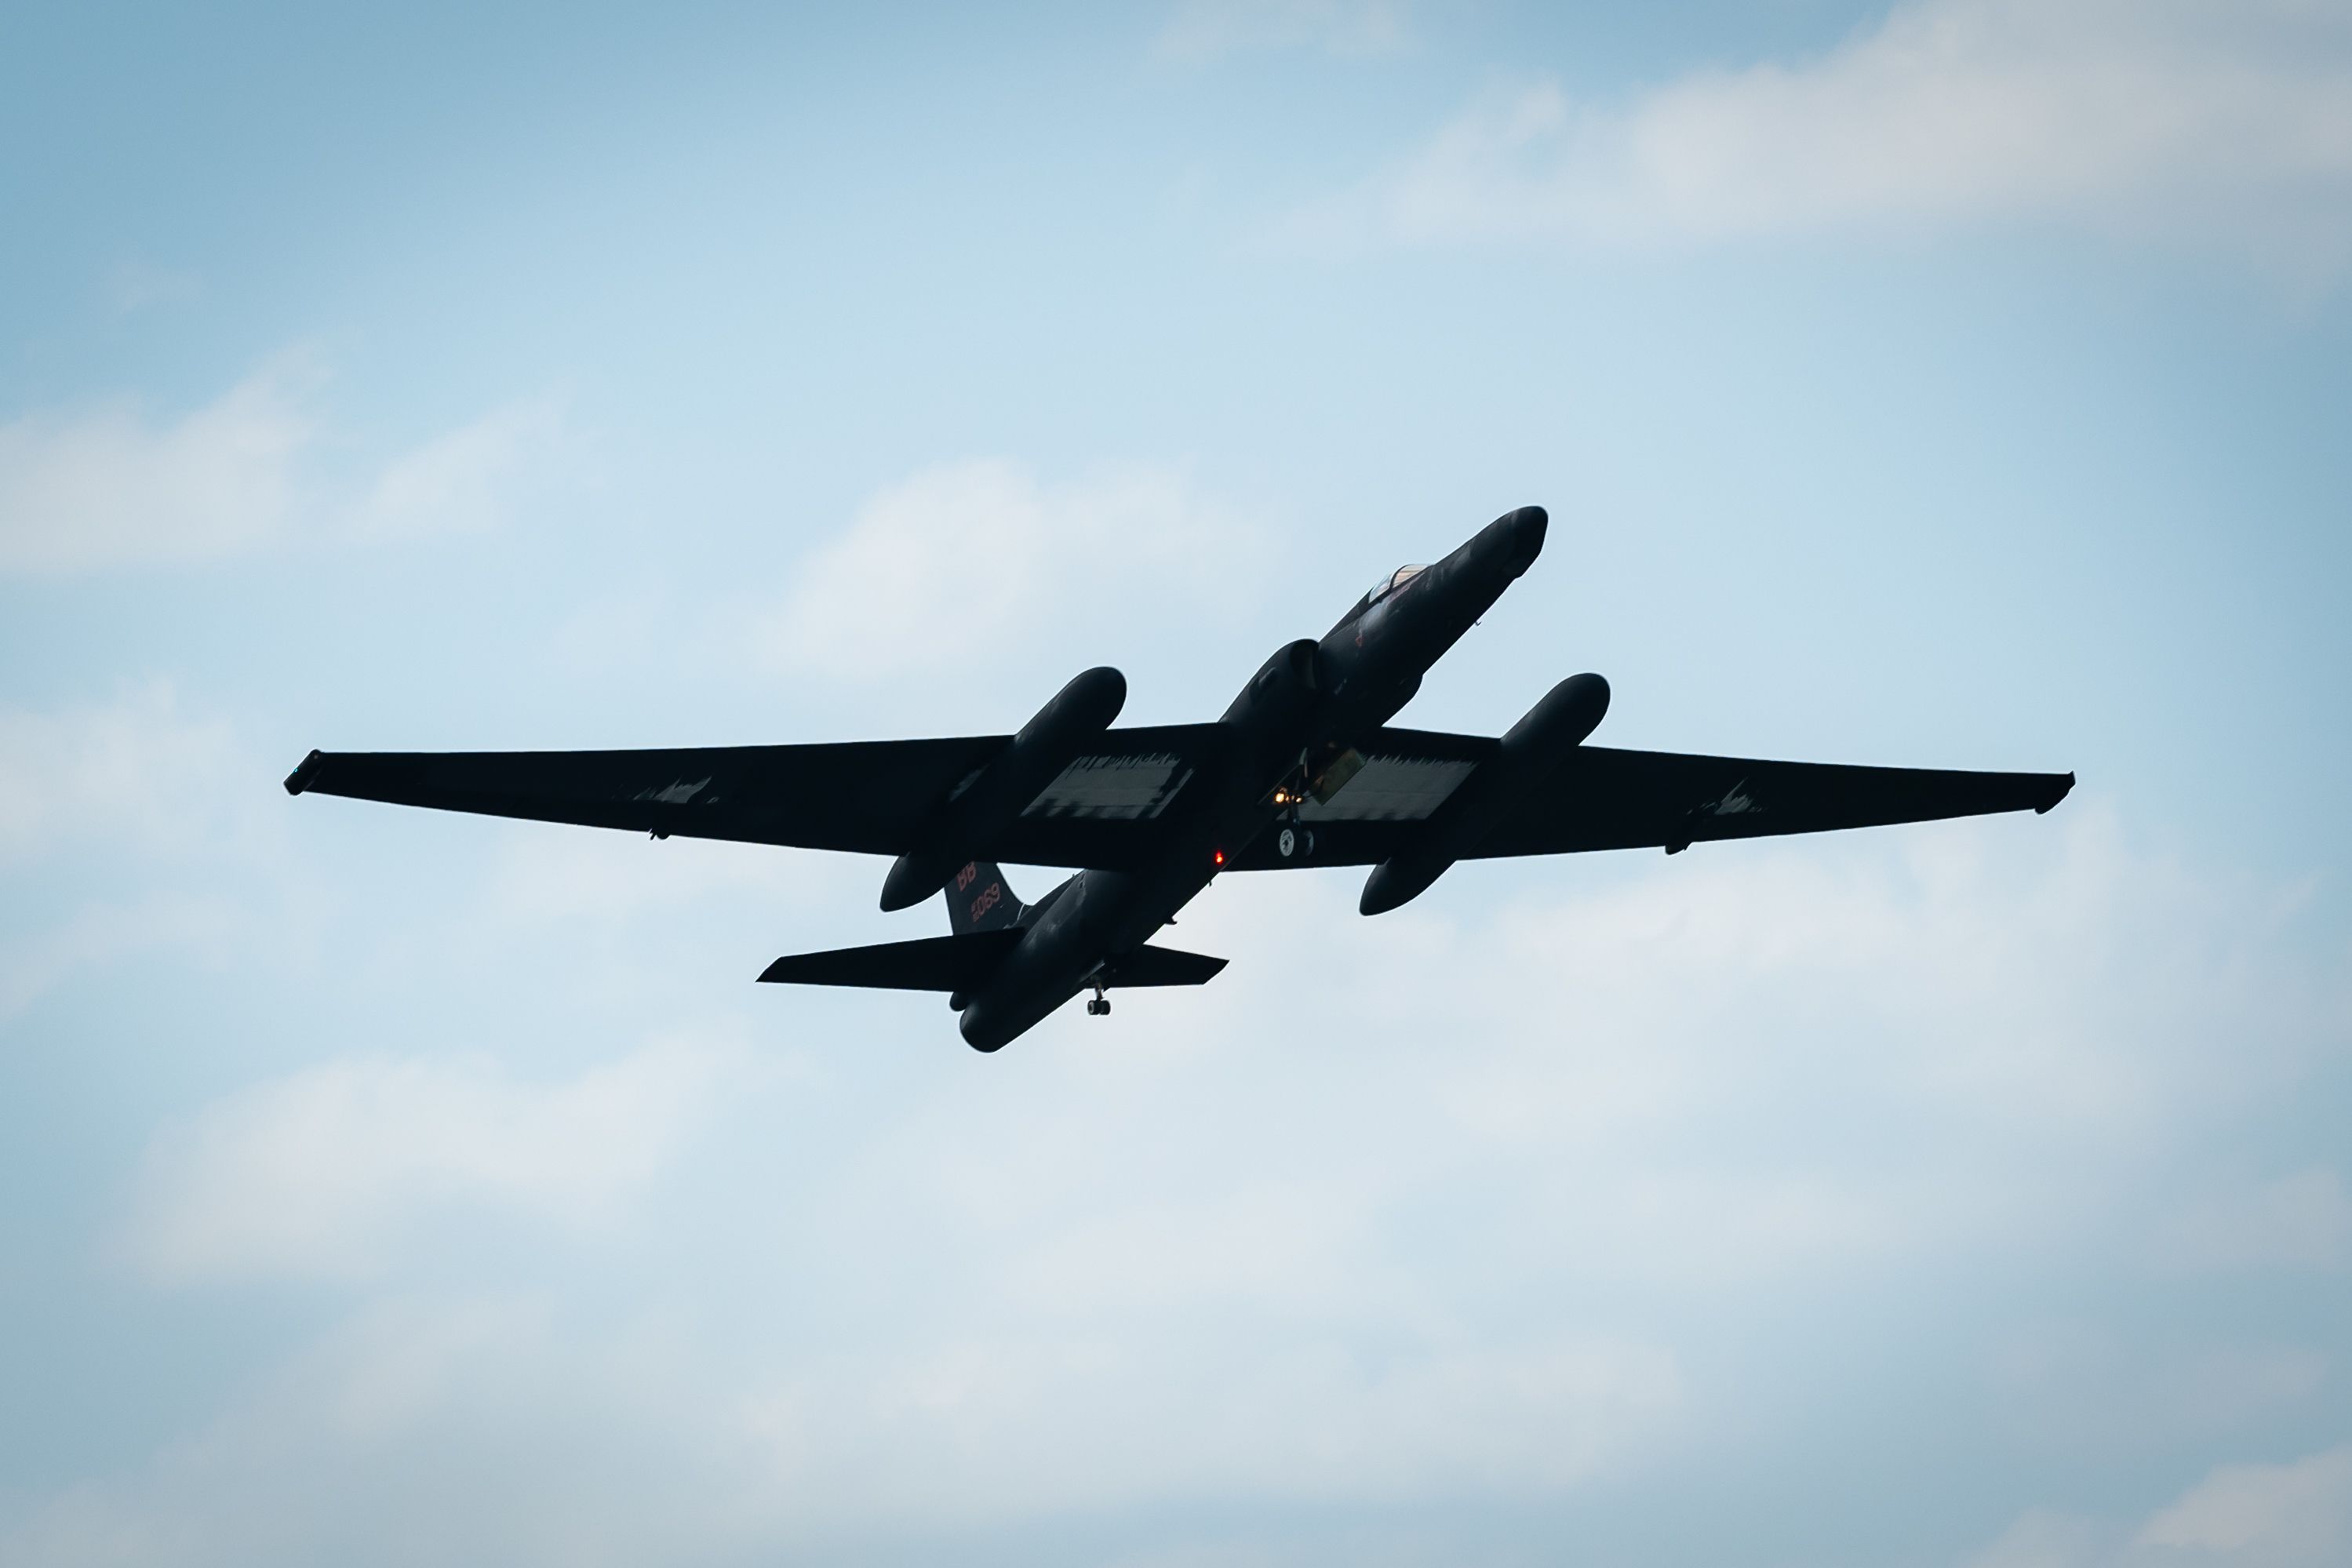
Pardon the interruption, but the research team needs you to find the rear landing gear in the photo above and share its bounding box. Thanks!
[1085,984,1111,1017]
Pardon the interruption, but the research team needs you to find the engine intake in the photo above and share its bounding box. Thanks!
[1222,638,1326,729]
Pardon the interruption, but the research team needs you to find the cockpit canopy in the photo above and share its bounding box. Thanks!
[1368,564,1428,603]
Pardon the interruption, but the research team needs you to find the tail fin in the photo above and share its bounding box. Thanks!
[945,860,1023,936]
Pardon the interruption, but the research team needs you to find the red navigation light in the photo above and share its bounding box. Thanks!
[1212,849,1225,867]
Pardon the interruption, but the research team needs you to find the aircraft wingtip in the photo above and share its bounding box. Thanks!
[2035,771,2076,814]
[283,748,323,796]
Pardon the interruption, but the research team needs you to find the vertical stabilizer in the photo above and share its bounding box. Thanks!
[943,860,1024,936]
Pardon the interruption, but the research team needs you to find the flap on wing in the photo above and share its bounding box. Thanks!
[1022,749,1202,820]
[1280,726,1491,823]
[759,931,1021,991]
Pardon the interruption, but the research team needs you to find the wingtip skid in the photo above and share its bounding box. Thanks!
[283,748,323,796]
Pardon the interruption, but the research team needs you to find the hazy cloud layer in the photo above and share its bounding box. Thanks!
[13,796,2340,1560]
[0,362,315,573]
[0,1290,1683,1564]
[751,458,1262,688]
[2139,1446,2352,1564]
[0,358,568,574]
[0,686,289,1013]
[0,685,249,865]
[1292,0,2352,273]
[120,1038,744,1284]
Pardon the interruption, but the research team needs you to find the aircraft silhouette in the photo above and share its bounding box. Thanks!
[286,506,2072,1050]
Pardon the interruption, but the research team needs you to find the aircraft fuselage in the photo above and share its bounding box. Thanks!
[955,505,1549,1050]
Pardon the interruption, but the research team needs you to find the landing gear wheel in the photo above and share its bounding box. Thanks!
[1086,986,1111,1017]
[1276,824,1316,861]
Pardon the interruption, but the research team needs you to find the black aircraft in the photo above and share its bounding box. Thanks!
[286,506,2071,1050]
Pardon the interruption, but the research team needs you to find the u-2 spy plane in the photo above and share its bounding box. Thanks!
[286,506,2072,1051]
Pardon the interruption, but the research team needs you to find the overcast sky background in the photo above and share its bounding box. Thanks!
[4,2,2350,1563]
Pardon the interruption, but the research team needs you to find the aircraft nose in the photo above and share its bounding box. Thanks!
[1480,504,1546,573]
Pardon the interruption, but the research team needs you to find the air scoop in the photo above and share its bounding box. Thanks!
[879,666,1127,911]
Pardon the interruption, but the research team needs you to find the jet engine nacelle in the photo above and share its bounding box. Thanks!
[879,666,1127,911]
[1359,672,1611,915]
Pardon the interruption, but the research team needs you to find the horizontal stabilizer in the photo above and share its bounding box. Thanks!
[759,931,1021,991]
[1099,944,1229,988]
[759,932,1228,993]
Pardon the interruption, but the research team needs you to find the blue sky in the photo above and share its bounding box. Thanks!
[3,2,2350,1563]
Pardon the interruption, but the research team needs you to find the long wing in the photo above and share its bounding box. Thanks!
[1226,727,2073,868]
[286,724,1225,868]
[287,722,2068,871]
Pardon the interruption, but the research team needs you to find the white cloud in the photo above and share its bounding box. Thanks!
[1157,0,1412,61]
[1050,801,2350,1301]
[1222,803,2332,1151]
[348,395,569,542]
[0,357,568,574]
[1293,0,2352,274]
[741,1330,1681,1520]
[1968,1509,2114,1568]
[749,458,1262,688]
[1969,1443,2352,1567]
[0,683,256,866]
[0,1296,709,1567]
[474,828,856,930]
[24,797,2351,1560]
[0,1289,1679,1565]
[0,891,242,1019]
[118,1038,743,1283]
[0,686,297,1014]
[2137,1446,2352,1564]
[0,358,316,573]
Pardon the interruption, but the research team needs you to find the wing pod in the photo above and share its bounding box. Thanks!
[879,667,1127,911]
[1359,673,1611,915]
